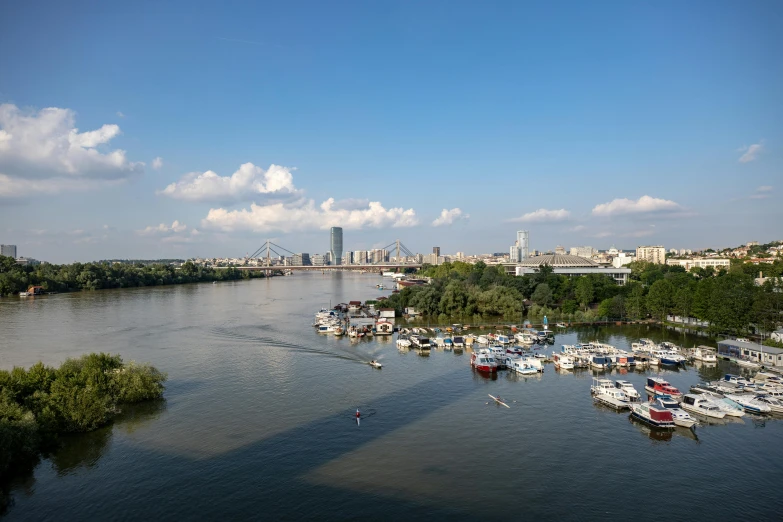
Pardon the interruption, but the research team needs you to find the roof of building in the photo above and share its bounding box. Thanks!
[517,254,599,268]
[718,338,783,355]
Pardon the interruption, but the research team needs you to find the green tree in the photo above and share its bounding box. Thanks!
[575,277,594,310]
[531,283,553,307]
[626,283,646,320]
[646,279,674,322]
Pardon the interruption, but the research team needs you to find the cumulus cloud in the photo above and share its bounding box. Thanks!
[138,220,188,236]
[432,208,468,227]
[0,104,143,191]
[202,198,418,233]
[592,195,680,216]
[738,143,763,163]
[159,163,300,203]
[509,208,570,223]
[152,157,163,170]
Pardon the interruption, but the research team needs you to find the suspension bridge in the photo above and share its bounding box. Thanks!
[239,239,422,274]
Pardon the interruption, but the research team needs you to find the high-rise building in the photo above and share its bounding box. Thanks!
[433,246,440,256]
[311,254,326,266]
[555,245,565,255]
[636,245,666,264]
[330,227,343,266]
[292,253,311,266]
[509,230,529,263]
[1,244,17,258]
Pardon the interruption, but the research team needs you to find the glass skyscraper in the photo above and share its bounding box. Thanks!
[330,227,343,265]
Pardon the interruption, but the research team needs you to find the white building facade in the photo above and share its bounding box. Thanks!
[636,245,666,264]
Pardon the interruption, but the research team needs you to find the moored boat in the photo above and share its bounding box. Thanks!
[652,395,697,428]
[592,378,631,410]
[630,401,675,429]
[645,377,682,399]
[552,353,574,370]
[615,380,641,402]
[725,394,772,414]
[471,350,498,373]
[680,394,726,419]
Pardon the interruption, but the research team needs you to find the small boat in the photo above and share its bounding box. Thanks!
[508,358,539,375]
[477,335,489,345]
[515,332,536,345]
[444,337,454,350]
[591,356,610,370]
[452,336,465,348]
[615,380,641,402]
[735,358,761,369]
[630,401,675,429]
[691,346,717,363]
[471,350,498,373]
[410,335,431,348]
[333,326,345,336]
[680,394,726,419]
[396,337,411,348]
[725,394,772,414]
[699,392,746,417]
[369,361,383,369]
[752,395,783,414]
[556,323,567,328]
[652,395,697,428]
[552,353,574,370]
[592,378,631,410]
[645,377,682,399]
[496,334,512,345]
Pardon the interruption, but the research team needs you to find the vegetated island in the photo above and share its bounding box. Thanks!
[382,259,783,343]
[0,353,167,503]
[0,256,268,296]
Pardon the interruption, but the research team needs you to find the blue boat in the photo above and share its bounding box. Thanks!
[591,356,610,370]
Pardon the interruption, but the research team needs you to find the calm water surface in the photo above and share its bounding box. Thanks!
[1,272,782,521]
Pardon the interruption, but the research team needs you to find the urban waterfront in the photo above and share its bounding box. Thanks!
[1,272,782,520]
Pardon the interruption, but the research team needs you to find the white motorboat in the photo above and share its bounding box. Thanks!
[680,394,726,419]
[552,353,574,370]
[396,337,411,348]
[477,335,489,345]
[630,402,675,429]
[753,395,783,414]
[514,332,536,345]
[700,392,746,417]
[410,335,431,349]
[369,360,382,369]
[725,394,771,414]
[592,378,630,410]
[508,358,538,375]
[691,346,717,363]
[735,358,761,369]
[496,334,512,345]
[433,336,446,347]
[614,380,641,402]
[652,395,697,428]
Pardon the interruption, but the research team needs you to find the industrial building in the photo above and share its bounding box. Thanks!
[515,254,632,285]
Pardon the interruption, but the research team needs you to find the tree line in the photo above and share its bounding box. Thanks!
[382,259,782,338]
[0,354,166,493]
[0,256,266,296]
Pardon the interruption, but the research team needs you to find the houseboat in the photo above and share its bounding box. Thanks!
[410,335,431,349]
[375,320,394,336]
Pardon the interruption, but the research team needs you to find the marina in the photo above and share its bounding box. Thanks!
[1,272,782,520]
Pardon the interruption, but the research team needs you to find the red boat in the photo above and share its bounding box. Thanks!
[470,350,498,373]
[644,377,682,398]
[630,401,675,429]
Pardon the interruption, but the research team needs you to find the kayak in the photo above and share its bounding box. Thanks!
[488,394,510,408]
[369,361,383,369]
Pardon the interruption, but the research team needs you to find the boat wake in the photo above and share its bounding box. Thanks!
[209,325,374,365]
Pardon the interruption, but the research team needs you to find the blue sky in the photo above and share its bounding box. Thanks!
[1,0,781,262]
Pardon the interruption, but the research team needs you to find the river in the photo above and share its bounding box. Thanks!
[1,272,782,520]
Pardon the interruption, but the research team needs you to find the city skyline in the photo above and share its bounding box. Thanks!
[1,2,781,263]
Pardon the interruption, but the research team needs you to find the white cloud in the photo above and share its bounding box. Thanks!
[738,143,763,163]
[116,111,125,118]
[0,104,143,191]
[592,195,680,216]
[432,208,468,227]
[509,208,570,223]
[567,225,586,232]
[750,185,773,200]
[138,220,188,236]
[202,198,418,233]
[152,157,163,170]
[0,173,127,199]
[159,163,300,203]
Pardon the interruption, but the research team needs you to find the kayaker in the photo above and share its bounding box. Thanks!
[356,408,360,418]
